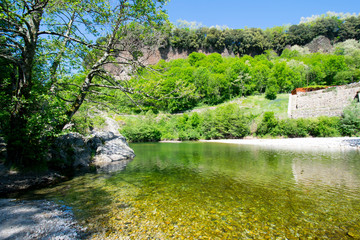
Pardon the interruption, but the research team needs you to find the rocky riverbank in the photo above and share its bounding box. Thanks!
[0,117,137,239]
[0,163,68,198]
[0,199,86,240]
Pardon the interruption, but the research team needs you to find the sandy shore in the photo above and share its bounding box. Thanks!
[200,137,360,150]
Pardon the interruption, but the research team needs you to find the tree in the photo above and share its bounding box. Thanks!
[338,16,360,41]
[0,0,168,169]
[311,17,342,41]
[287,23,314,46]
[238,28,269,56]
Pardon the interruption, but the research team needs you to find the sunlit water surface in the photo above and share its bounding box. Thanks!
[27,142,360,239]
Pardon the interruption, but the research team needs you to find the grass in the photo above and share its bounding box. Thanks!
[189,93,289,119]
[237,94,289,118]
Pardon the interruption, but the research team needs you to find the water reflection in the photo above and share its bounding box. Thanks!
[95,159,133,173]
[292,153,360,191]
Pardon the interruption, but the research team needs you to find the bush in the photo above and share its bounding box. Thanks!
[278,118,309,137]
[307,116,341,137]
[121,112,162,142]
[265,86,278,100]
[256,112,279,136]
[255,114,340,138]
[121,123,161,142]
[340,101,360,136]
[201,104,250,139]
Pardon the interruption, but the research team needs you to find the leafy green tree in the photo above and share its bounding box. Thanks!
[270,62,295,92]
[239,28,269,56]
[250,61,271,94]
[338,16,360,41]
[311,17,342,41]
[265,26,288,54]
[0,0,168,169]
[264,67,280,100]
[287,24,314,46]
[322,55,348,85]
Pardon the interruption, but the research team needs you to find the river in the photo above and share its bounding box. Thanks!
[25,142,360,239]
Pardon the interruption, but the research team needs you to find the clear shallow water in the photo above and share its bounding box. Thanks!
[27,142,360,239]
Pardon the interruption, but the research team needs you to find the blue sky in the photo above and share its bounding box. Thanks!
[165,0,360,29]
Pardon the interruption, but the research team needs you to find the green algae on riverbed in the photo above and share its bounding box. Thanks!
[26,142,360,239]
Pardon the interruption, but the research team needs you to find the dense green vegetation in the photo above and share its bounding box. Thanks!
[118,97,360,142]
[123,39,360,113]
[161,13,360,56]
[0,0,168,169]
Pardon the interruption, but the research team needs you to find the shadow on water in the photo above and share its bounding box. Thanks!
[18,160,133,236]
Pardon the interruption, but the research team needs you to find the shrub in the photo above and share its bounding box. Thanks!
[340,101,360,136]
[121,123,161,142]
[201,104,250,139]
[307,116,341,137]
[265,86,278,100]
[256,112,279,136]
[121,112,162,142]
[278,118,309,138]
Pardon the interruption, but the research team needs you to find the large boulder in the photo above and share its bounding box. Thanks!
[51,132,91,169]
[51,117,135,172]
[305,36,333,53]
[89,131,135,165]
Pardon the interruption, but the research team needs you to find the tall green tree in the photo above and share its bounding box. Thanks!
[0,0,168,169]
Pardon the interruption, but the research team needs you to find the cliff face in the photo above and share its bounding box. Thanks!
[145,36,333,65]
[143,46,236,65]
[103,46,236,80]
[105,36,334,80]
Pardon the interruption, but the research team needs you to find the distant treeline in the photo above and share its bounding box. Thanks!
[160,15,360,56]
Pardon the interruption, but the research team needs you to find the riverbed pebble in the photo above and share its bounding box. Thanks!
[0,199,86,240]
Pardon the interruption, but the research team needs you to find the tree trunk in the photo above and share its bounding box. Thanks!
[5,3,45,169]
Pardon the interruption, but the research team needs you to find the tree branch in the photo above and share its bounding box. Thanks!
[85,99,121,113]
[0,53,19,64]
[49,11,76,93]
[38,30,104,49]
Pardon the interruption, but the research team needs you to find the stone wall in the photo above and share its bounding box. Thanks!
[288,82,360,119]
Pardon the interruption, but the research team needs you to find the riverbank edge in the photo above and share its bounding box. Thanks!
[199,137,360,150]
[0,199,87,239]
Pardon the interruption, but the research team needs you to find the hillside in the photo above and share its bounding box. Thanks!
[190,94,289,118]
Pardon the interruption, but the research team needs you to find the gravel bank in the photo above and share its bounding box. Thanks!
[0,199,86,240]
[201,137,360,150]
